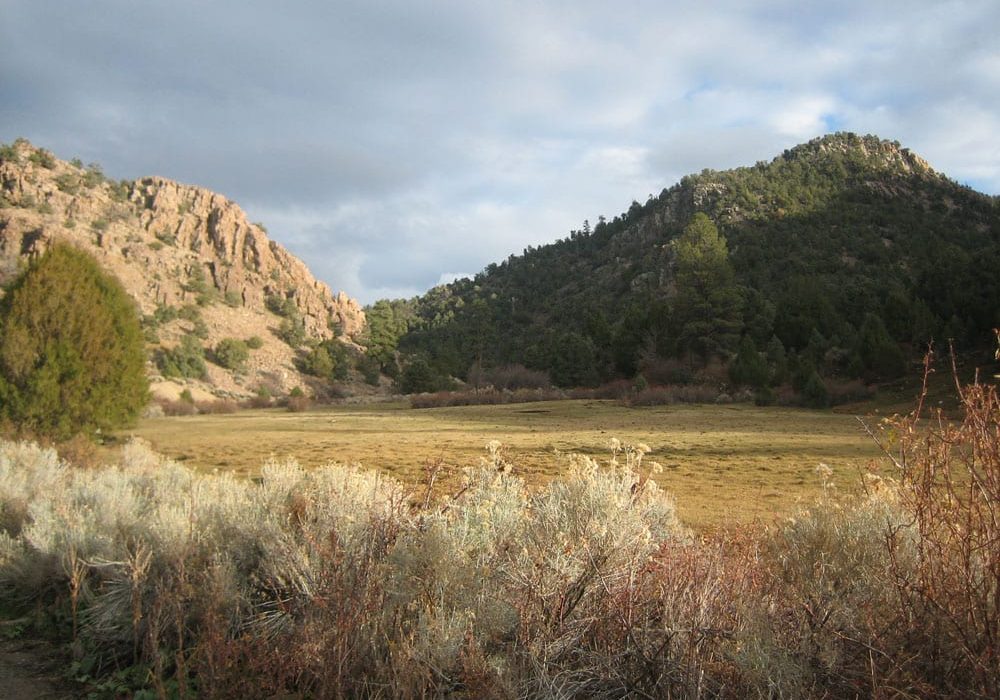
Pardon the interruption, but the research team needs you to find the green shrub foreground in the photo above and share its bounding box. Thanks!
[0,243,148,440]
[0,372,997,697]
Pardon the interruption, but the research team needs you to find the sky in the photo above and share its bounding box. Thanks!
[2,1,998,304]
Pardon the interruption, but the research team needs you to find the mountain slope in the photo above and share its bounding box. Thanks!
[0,139,365,399]
[391,133,1000,387]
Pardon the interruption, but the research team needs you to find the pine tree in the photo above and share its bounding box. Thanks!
[0,243,148,439]
[672,213,743,361]
[729,335,769,388]
[858,313,905,378]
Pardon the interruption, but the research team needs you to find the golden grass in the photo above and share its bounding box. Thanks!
[122,400,882,530]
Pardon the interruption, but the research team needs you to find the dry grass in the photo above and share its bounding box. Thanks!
[121,400,882,530]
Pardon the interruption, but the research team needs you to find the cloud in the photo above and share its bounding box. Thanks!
[2,0,998,304]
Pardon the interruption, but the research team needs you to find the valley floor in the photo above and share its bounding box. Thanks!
[123,400,882,529]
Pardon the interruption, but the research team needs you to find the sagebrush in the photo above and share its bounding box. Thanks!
[0,361,997,697]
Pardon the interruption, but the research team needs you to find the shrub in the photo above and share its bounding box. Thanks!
[800,369,830,408]
[276,316,306,347]
[194,399,239,415]
[399,357,445,394]
[286,394,311,412]
[825,377,874,405]
[482,364,550,390]
[177,304,201,323]
[27,148,56,169]
[357,354,381,385]
[873,360,1000,696]
[245,335,264,350]
[412,390,493,408]
[185,266,220,306]
[639,356,694,386]
[155,335,206,379]
[55,172,80,194]
[627,384,720,406]
[156,398,198,416]
[729,335,769,388]
[302,344,334,378]
[410,387,570,409]
[583,378,634,400]
[300,340,350,381]
[148,303,179,326]
[243,386,272,408]
[265,293,298,318]
[154,230,176,247]
[0,353,993,697]
[0,142,20,163]
[753,386,777,405]
[191,317,209,339]
[211,338,249,371]
[0,243,148,439]
[81,164,106,188]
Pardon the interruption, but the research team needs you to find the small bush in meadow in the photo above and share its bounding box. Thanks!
[626,383,720,406]
[156,398,198,416]
[568,378,634,400]
[242,386,273,409]
[482,364,550,390]
[285,388,312,412]
[410,387,566,409]
[194,399,239,415]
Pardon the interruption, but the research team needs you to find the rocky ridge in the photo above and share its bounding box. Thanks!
[0,139,366,398]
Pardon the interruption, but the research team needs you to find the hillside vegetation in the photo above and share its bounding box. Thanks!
[373,134,1000,397]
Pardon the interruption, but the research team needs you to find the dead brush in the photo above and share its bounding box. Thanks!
[875,347,1000,697]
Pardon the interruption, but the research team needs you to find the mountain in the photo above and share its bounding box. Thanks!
[0,139,366,400]
[383,133,1000,389]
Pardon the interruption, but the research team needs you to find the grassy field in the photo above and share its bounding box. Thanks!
[122,400,887,530]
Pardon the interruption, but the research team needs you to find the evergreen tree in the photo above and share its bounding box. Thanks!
[549,331,599,388]
[766,335,788,385]
[398,357,443,394]
[858,313,905,378]
[0,243,148,439]
[365,299,408,371]
[801,369,830,408]
[302,345,334,379]
[672,214,743,362]
[729,335,769,389]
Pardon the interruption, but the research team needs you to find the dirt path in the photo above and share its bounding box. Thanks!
[0,637,79,699]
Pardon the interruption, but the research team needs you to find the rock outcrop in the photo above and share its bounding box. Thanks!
[0,139,366,397]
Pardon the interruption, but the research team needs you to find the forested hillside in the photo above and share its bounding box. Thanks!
[371,134,1000,393]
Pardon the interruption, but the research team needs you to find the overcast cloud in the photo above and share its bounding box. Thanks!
[2,1,998,302]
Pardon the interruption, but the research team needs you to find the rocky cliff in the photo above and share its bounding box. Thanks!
[0,139,366,399]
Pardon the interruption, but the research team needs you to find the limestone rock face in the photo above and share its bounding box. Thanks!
[0,139,366,397]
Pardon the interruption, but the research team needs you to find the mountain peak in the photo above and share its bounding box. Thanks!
[780,132,934,176]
